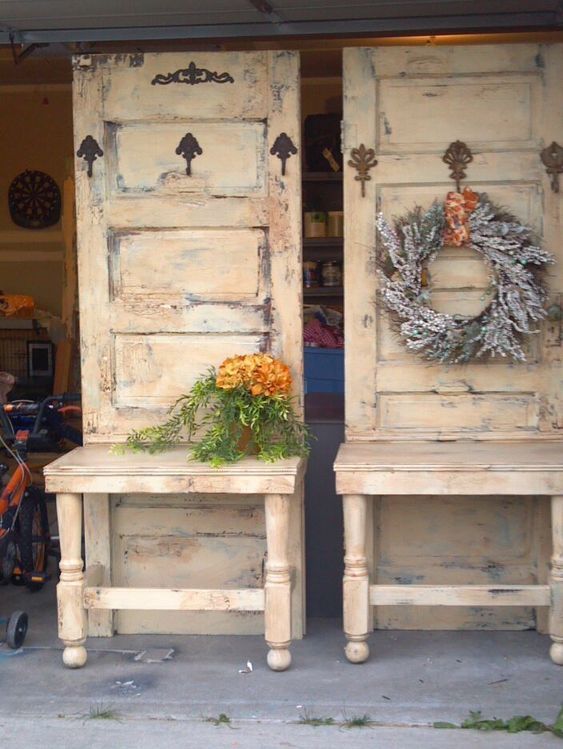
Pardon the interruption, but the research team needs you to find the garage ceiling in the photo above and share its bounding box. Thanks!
[1,0,562,44]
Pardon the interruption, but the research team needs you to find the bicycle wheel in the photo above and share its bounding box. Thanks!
[6,610,28,648]
[17,488,50,591]
[0,537,17,582]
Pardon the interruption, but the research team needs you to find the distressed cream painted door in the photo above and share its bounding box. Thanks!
[343,44,562,629]
[74,51,302,438]
[73,51,304,635]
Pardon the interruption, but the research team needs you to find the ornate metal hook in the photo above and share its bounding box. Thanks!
[442,140,473,192]
[270,133,298,176]
[175,133,202,176]
[76,135,103,178]
[540,141,563,193]
[151,61,234,86]
[348,144,377,197]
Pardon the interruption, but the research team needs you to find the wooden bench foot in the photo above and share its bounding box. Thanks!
[345,639,370,664]
[267,647,292,671]
[62,644,88,668]
[550,641,563,665]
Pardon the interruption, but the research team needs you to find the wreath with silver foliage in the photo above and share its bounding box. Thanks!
[376,193,554,364]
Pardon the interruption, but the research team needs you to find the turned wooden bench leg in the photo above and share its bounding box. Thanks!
[550,495,563,665]
[343,493,370,663]
[264,493,292,671]
[57,492,87,668]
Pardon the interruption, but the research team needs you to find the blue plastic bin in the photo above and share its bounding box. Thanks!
[304,347,344,394]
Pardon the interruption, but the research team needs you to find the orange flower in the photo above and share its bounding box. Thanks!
[216,354,292,397]
[443,187,479,247]
[251,358,292,396]
[462,187,479,212]
[215,355,248,389]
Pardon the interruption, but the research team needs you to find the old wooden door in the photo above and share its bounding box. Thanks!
[73,51,304,635]
[343,44,562,629]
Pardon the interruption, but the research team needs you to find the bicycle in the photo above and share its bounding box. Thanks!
[0,394,82,592]
[0,427,50,592]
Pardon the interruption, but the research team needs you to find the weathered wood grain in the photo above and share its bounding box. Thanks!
[84,494,113,636]
[52,451,303,666]
[69,50,305,637]
[340,43,562,635]
[370,585,550,607]
[85,587,265,611]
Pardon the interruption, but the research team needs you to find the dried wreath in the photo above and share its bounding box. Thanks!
[376,188,554,364]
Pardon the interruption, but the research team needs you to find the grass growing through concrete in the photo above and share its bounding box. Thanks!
[297,710,375,730]
[203,713,233,728]
[434,707,563,738]
[83,703,121,721]
[341,713,376,729]
[297,709,336,727]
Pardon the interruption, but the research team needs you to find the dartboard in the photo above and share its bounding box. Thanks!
[8,170,61,229]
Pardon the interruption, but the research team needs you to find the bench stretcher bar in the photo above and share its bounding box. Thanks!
[84,586,266,612]
[369,584,551,607]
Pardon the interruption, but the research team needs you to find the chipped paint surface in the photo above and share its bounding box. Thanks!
[343,44,562,629]
[113,495,267,634]
[74,51,304,636]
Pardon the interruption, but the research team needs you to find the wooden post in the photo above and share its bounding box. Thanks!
[550,495,563,665]
[343,493,370,663]
[57,492,87,668]
[84,494,113,636]
[264,493,292,671]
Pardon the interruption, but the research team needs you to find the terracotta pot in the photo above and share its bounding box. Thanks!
[236,425,257,454]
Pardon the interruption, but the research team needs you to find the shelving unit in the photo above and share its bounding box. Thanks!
[303,237,343,263]
[302,172,343,300]
[304,286,343,298]
[301,70,344,405]
[303,172,343,183]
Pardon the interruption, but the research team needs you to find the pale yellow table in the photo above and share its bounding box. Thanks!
[45,445,305,671]
[334,440,563,665]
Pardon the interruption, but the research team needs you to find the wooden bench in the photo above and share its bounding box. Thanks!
[44,445,305,671]
[334,440,563,665]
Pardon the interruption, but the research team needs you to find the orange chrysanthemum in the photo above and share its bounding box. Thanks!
[250,358,292,396]
[216,354,292,397]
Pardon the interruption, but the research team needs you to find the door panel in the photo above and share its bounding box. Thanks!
[110,122,267,195]
[112,229,266,301]
[112,333,266,409]
[101,52,268,120]
[377,75,539,151]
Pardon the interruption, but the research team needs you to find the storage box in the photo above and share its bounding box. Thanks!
[304,347,344,393]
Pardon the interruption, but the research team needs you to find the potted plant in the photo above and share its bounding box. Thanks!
[115,354,310,466]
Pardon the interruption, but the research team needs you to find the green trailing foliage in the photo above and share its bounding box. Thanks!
[113,368,311,467]
[434,707,563,738]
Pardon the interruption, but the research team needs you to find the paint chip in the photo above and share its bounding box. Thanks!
[133,648,174,663]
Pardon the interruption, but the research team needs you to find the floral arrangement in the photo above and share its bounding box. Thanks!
[116,354,310,466]
[376,188,554,364]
